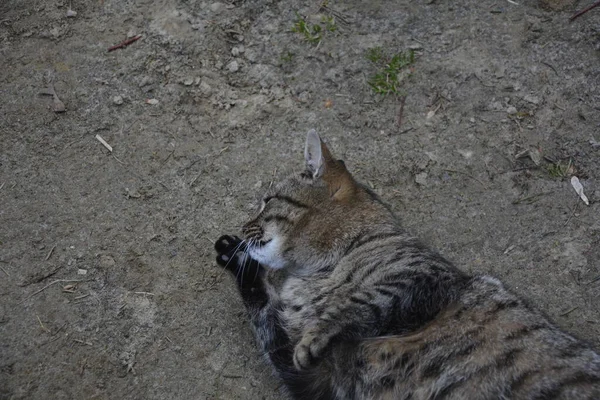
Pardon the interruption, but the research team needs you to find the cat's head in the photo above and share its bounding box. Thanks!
[242,129,394,272]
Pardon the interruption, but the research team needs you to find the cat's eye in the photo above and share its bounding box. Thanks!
[258,196,274,213]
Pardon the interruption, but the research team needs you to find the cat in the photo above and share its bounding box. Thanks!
[214,129,600,400]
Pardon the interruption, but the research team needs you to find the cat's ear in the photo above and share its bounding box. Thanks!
[304,129,356,201]
[304,129,326,178]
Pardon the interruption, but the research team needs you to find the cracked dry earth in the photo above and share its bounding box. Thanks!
[0,0,599,399]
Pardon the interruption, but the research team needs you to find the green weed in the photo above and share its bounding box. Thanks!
[280,51,294,63]
[291,13,337,45]
[366,47,384,63]
[366,48,415,96]
[322,15,337,32]
[291,13,322,45]
[547,159,573,179]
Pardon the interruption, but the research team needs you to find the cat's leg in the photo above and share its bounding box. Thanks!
[216,235,336,398]
[293,290,385,370]
[214,235,291,363]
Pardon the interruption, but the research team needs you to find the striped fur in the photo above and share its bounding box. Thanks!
[214,130,600,399]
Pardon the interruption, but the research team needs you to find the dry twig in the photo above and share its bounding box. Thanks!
[36,315,51,333]
[45,245,56,261]
[396,95,407,132]
[570,0,600,21]
[559,306,579,316]
[20,279,87,303]
[108,34,142,52]
[443,169,488,189]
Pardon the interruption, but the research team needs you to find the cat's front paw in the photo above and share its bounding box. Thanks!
[215,234,263,289]
[215,235,245,272]
[293,329,329,370]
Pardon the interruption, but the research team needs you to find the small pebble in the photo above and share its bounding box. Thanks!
[231,46,245,56]
[66,9,77,17]
[210,2,223,12]
[415,172,428,186]
[298,91,311,103]
[227,60,239,73]
[183,78,194,86]
[507,106,517,114]
[139,76,153,87]
[523,94,540,105]
[113,95,124,105]
[199,81,212,96]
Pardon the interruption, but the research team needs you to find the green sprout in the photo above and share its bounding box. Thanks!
[291,13,322,45]
[366,48,415,96]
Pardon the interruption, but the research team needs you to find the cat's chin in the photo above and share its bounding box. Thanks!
[248,237,287,270]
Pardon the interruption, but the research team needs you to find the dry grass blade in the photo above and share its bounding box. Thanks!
[19,279,88,304]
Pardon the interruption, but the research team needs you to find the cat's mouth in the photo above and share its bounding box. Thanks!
[245,236,286,270]
[255,238,272,247]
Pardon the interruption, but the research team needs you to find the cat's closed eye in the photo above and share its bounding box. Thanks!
[257,196,273,213]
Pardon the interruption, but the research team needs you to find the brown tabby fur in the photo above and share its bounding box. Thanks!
[214,130,600,399]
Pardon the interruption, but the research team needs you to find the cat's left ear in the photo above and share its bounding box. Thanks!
[304,129,326,178]
[304,129,356,201]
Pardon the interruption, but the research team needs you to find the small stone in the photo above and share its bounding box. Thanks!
[227,60,239,73]
[210,2,223,12]
[77,269,87,275]
[489,101,503,111]
[199,81,212,96]
[99,255,116,268]
[231,46,243,56]
[113,95,124,105]
[66,9,77,17]
[139,76,153,87]
[298,91,311,103]
[458,149,474,159]
[523,94,540,105]
[183,77,194,86]
[127,29,137,39]
[194,77,201,85]
[408,43,422,50]
[244,49,257,62]
[507,106,517,114]
[50,27,61,39]
[145,98,159,105]
[415,172,428,186]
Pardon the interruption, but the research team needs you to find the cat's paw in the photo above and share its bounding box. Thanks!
[293,329,329,370]
[214,235,245,271]
[215,234,263,288]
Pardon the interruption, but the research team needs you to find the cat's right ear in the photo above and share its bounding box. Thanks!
[304,129,326,178]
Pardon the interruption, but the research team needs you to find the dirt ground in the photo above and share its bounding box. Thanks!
[1,0,599,398]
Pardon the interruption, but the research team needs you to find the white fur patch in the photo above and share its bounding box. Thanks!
[481,275,503,287]
[249,236,286,269]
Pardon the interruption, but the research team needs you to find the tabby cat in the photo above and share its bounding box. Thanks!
[214,129,600,399]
